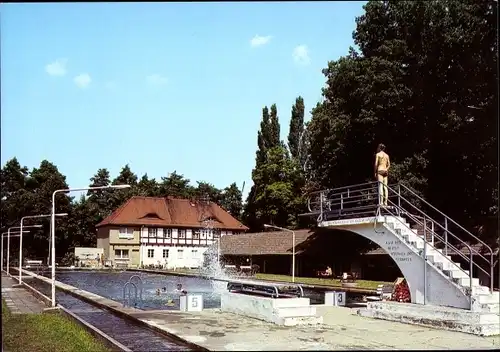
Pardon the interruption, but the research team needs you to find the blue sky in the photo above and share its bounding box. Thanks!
[1,2,366,199]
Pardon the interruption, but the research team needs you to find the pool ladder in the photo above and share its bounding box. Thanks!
[123,275,144,308]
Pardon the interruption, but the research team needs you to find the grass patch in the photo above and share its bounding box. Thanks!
[155,268,390,290]
[254,273,391,289]
[2,299,110,352]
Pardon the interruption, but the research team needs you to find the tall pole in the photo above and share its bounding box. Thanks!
[292,230,296,283]
[19,218,24,283]
[51,190,57,307]
[48,219,52,266]
[1,233,4,272]
[7,228,11,274]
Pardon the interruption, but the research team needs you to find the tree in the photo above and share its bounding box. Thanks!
[136,174,159,197]
[0,158,30,230]
[110,164,138,209]
[306,0,498,243]
[220,183,243,219]
[252,145,302,228]
[268,104,281,148]
[256,106,271,167]
[25,160,73,258]
[194,181,221,203]
[87,168,113,222]
[159,171,194,198]
[288,96,305,161]
[67,195,96,248]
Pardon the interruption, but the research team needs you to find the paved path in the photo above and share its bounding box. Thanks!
[1,273,45,314]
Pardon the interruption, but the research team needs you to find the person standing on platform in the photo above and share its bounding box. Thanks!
[374,143,390,206]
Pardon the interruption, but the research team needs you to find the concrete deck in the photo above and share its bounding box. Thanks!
[128,306,499,350]
[1,273,45,314]
[23,270,500,350]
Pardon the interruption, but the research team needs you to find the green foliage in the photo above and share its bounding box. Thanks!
[244,101,308,231]
[288,96,305,161]
[305,0,498,243]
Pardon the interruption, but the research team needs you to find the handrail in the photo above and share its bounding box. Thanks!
[123,281,138,307]
[398,183,494,292]
[305,180,495,294]
[399,183,494,256]
[381,203,474,309]
[384,183,492,293]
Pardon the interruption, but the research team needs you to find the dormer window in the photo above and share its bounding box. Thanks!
[143,212,161,219]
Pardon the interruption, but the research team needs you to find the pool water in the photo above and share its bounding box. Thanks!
[41,270,325,310]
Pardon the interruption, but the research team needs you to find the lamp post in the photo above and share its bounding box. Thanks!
[19,213,68,285]
[50,184,131,307]
[1,231,30,273]
[264,224,296,283]
[5,225,42,275]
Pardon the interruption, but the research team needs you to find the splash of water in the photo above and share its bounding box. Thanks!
[200,217,233,294]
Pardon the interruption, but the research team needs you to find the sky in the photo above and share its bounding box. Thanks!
[1,1,366,200]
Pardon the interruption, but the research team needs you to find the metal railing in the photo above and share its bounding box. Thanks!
[123,275,143,308]
[226,280,304,298]
[305,181,495,299]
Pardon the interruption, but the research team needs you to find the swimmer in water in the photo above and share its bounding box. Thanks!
[156,288,161,296]
[176,283,187,295]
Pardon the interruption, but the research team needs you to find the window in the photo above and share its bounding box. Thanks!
[192,231,200,240]
[118,228,134,239]
[115,249,129,259]
[178,229,186,239]
[163,228,172,238]
[192,249,199,259]
[178,249,184,259]
[147,249,154,258]
[163,249,169,258]
[148,228,158,237]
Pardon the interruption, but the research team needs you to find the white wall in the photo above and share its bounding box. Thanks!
[320,217,471,310]
[140,245,207,268]
[138,227,238,268]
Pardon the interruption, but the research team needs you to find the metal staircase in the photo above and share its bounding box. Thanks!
[305,181,498,312]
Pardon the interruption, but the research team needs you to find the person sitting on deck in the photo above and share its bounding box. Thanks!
[317,266,333,278]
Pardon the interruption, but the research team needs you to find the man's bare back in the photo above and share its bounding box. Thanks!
[376,151,390,172]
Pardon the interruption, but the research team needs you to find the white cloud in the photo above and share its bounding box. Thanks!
[45,58,68,76]
[250,35,272,48]
[292,45,310,65]
[146,74,168,86]
[73,73,92,89]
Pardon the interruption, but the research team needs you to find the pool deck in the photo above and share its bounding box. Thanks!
[1,273,45,314]
[21,269,500,350]
[130,306,499,350]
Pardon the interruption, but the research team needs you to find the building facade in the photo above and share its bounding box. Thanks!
[96,196,247,269]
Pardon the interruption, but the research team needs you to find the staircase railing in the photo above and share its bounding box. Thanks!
[306,181,495,295]
[395,183,494,293]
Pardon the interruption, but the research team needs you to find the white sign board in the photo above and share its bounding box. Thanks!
[325,291,346,307]
[179,294,203,312]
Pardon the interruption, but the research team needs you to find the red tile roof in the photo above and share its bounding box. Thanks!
[96,196,248,231]
[220,229,314,256]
